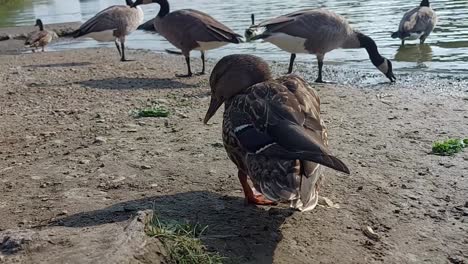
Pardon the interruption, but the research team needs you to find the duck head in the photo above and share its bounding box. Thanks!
[203,54,272,124]
[35,19,44,30]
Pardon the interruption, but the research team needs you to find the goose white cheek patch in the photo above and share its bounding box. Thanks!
[378,60,389,74]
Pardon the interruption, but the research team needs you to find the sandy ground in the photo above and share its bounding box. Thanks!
[0,47,467,264]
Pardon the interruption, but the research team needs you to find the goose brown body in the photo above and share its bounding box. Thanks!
[205,54,350,211]
[133,0,242,76]
[391,0,437,45]
[73,0,144,61]
[246,9,396,82]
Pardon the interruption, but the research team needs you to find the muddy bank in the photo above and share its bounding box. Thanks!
[0,48,467,264]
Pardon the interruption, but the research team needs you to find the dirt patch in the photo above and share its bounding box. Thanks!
[0,48,467,263]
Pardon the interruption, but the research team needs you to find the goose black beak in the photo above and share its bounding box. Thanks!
[203,97,223,124]
[386,71,396,83]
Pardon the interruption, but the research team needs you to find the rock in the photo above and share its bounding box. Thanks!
[94,136,107,144]
[57,210,68,216]
[141,165,152,170]
[0,211,167,263]
[448,255,465,264]
[79,159,90,165]
[318,196,340,209]
[211,142,224,148]
[362,226,380,241]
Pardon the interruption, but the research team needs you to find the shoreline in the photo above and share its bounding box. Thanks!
[0,47,467,263]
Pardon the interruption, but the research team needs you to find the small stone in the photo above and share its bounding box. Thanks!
[58,210,68,216]
[211,142,224,148]
[79,159,91,165]
[464,201,468,208]
[362,226,380,241]
[150,183,158,188]
[141,165,152,170]
[177,112,189,119]
[94,136,107,144]
[318,196,340,209]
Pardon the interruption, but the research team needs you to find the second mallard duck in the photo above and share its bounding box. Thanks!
[204,54,350,211]
[25,19,58,52]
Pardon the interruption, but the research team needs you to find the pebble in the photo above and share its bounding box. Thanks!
[94,136,107,144]
[79,159,91,165]
[141,165,152,170]
[362,226,380,241]
[58,210,68,216]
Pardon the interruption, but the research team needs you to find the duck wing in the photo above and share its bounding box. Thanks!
[25,30,49,45]
[229,77,349,174]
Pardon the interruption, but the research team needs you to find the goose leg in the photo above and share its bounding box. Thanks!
[120,40,131,62]
[176,55,193,77]
[115,39,122,58]
[315,54,325,83]
[197,51,206,75]
[419,35,427,44]
[238,171,276,206]
[401,39,405,46]
[287,53,296,74]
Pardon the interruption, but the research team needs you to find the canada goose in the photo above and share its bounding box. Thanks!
[73,0,144,61]
[24,19,58,52]
[204,54,349,210]
[391,0,437,45]
[132,0,242,77]
[245,9,396,83]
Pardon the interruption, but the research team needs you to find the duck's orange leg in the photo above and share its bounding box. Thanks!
[238,171,276,205]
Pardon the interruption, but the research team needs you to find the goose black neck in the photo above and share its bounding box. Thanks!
[357,32,384,68]
[37,20,44,31]
[157,0,170,17]
[125,0,134,7]
[420,0,430,7]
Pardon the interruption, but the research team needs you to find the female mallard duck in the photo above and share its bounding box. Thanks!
[204,54,350,211]
[25,19,58,52]
[245,9,396,83]
[391,0,437,45]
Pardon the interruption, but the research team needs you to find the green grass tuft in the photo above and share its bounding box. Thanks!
[432,138,467,156]
[136,107,170,118]
[146,214,223,264]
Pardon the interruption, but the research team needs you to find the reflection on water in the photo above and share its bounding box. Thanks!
[394,44,433,68]
[1,0,468,75]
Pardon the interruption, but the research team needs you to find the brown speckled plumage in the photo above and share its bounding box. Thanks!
[205,54,349,211]
[25,19,57,52]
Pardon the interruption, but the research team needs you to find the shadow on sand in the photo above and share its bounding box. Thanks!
[24,62,93,68]
[78,77,196,90]
[51,191,293,264]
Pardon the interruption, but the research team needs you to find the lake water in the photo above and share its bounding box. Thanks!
[1,0,468,76]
